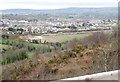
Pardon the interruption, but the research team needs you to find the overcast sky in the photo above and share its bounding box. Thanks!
[0,0,119,10]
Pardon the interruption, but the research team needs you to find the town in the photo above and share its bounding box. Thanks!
[0,13,117,35]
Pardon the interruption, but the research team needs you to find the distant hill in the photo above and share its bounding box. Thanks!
[0,7,118,19]
[1,7,117,14]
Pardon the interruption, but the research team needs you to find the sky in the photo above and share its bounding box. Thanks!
[0,0,119,10]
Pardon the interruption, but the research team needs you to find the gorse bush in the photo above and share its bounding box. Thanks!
[48,57,64,64]
[48,51,77,64]
[48,44,87,64]
[72,44,86,53]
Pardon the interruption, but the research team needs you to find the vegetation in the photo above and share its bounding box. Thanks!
[1,48,28,65]
[8,27,15,32]
[1,30,119,80]
[1,38,54,65]
[41,32,91,43]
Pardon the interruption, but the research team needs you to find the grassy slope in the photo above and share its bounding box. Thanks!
[2,31,117,80]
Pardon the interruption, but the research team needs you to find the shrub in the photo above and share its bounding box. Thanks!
[48,58,62,64]
[27,45,36,51]
[48,56,65,64]
[83,32,108,47]
[72,44,86,53]
[48,51,77,64]
[1,49,28,65]
[64,51,77,58]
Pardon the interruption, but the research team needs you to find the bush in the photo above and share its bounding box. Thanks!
[27,45,36,51]
[64,51,77,58]
[83,32,108,47]
[1,49,28,65]
[72,44,86,53]
[48,51,77,64]
[48,56,64,64]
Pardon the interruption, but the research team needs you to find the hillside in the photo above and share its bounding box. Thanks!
[2,31,119,80]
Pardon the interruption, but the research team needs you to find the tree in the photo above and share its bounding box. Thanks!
[71,24,77,30]
[8,28,15,32]
[68,24,77,31]
[2,35,9,39]
[32,40,39,44]
[17,28,23,32]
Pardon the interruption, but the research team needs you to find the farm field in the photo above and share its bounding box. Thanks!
[32,43,50,48]
[28,30,112,43]
[39,32,92,43]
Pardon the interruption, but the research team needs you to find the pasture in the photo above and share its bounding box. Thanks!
[41,32,92,43]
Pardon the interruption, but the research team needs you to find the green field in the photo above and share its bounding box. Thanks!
[41,32,92,43]
[32,43,49,48]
